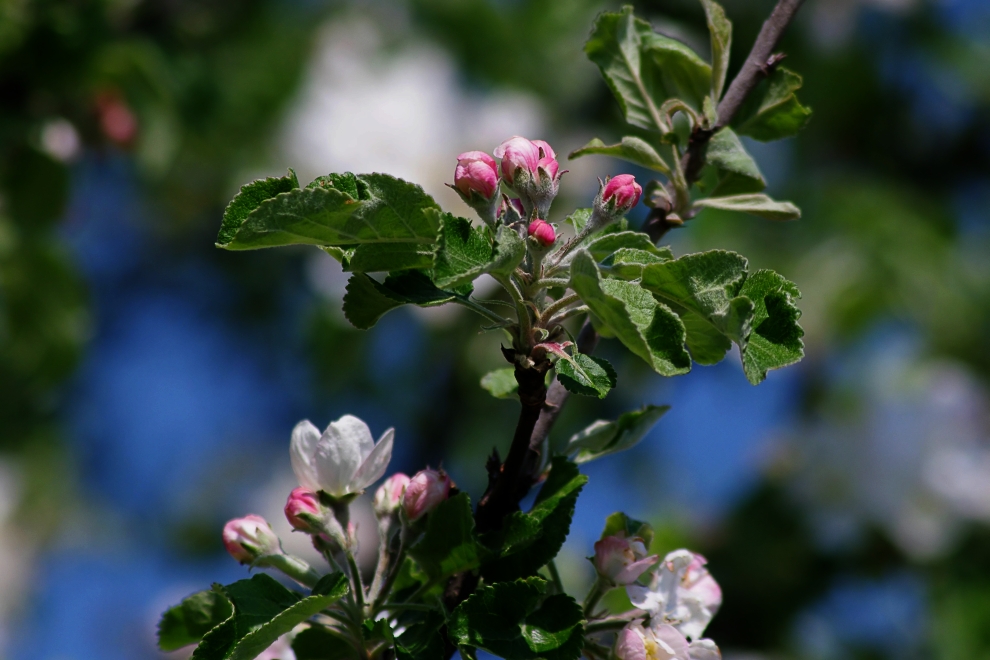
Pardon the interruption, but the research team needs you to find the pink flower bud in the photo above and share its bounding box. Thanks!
[402,468,451,521]
[374,473,411,518]
[602,174,643,213]
[454,151,499,200]
[284,487,322,533]
[528,219,556,247]
[594,535,659,584]
[222,514,280,564]
[494,137,562,217]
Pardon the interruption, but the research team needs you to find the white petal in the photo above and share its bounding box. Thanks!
[626,584,662,613]
[352,428,394,491]
[313,415,374,495]
[290,420,322,491]
[688,640,720,660]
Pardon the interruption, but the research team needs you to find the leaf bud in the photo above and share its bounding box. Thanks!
[402,468,452,521]
[374,472,411,519]
[222,514,281,564]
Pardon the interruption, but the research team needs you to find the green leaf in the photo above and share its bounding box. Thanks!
[565,404,669,464]
[585,230,673,264]
[570,251,691,377]
[227,573,348,660]
[306,172,368,200]
[342,271,462,330]
[564,208,593,234]
[693,193,801,221]
[218,169,299,246]
[554,353,617,398]
[738,269,804,384]
[408,493,480,581]
[432,213,526,289]
[601,247,671,280]
[217,174,441,269]
[395,611,445,660]
[158,590,234,651]
[734,67,812,141]
[480,457,587,582]
[481,368,518,399]
[640,250,753,345]
[703,128,765,195]
[292,627,355,660]
[568,136,670,174]
[585,6,711,132]
[450,577,584,660]
[700,0,732,102]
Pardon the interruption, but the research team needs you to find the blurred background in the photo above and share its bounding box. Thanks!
[1,0,989,658]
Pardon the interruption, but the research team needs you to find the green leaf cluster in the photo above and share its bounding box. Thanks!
[157,573,348,659]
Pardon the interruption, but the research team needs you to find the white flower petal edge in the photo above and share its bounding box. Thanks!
[314,415,373,496]
[290,420,322,491]
[626,550,721,641]
[352,428,394,492]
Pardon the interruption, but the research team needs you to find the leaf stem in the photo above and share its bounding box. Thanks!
[583,576,610,617]
[456,297,513,325]
[547,560,565,594]
[540,293,580,326]
[585,612,643,635]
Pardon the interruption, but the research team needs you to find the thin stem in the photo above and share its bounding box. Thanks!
[546,305,588,328]
[531,277,570,289]
[540,293,580,326]
[585,613,643,635]
[372,529,409,612]
[547,560,565,594]
[345,550,366,612]
[456,297,513,326]
[583,576,610,618]
[258,553,322,588]
[367,529,392,611]
[495,274,531,343]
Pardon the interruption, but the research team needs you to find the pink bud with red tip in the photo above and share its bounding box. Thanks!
[594,535,659,585]
[402,469,452,521]
[601,174,643,214]
[454,151,499,199]
[284,487,323,533]
[494,136,563,217]
[528,219,556,248]
[222,514,280,564]
[374,473,411,518]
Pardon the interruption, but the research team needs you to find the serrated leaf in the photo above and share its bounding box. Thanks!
[218,169,299,246]
[291,627,355,660]
[226,573,349,660]
[693,193,801,221]
[734,67,812,141]
[217,174,441,268]
[565,404,669,464]
[700,0,732,101]
[703,128,765,195]
[158,590,234,651]
[342,271,462,330]
[585,230,673,264]
[408,493,479,581]
[569,136,670,174]
[555,353,617,398]
[480,457,587,582]
[570,251,691,377]
[306,172,368,200]
[481,368,518,399]
[451,577,584,660]
[586,6,711,133]
[640,250,754,348]
[433,213,526,289]
[601,248,670,280]
[739,269,804,384]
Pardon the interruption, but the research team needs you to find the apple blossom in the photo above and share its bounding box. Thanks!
[374,472,411,519]
[222,514,281,564]
[603,174,643,212]
[527,219,556,248]
[290,415,394,499]
[402,468,451,521]
[284,487,323,533]
[593,534,659,584]
[451,151,502,225]
[627,550,722,641]
[494,136,563,217]
[615,621,720,660]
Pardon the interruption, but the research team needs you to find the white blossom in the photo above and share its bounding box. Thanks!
[290,415,394,498]
[627,550,722,641]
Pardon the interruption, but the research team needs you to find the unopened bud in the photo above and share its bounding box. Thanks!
[374,473,411,518]
[402,468,451,521]
[498,196,526,225]
[593,534,659,584]
[222,515,281,564]
[528,219,556,248]
[284,487,323,534]
[494,136,563,218]
[599,174,642,215]
[451,151,501,226]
